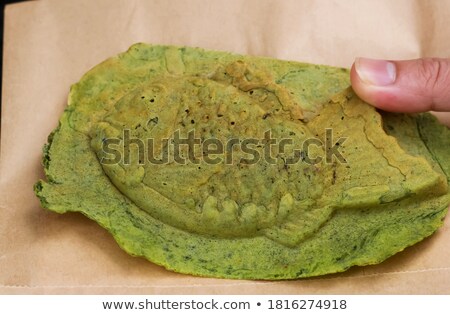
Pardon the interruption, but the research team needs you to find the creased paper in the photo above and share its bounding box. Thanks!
[1,0,450,294]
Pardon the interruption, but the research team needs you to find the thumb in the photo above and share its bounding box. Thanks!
[350,57,450,112]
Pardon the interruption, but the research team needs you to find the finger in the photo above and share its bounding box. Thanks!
[350,57,450,113]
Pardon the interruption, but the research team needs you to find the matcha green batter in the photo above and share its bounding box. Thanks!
[35,44,450,279]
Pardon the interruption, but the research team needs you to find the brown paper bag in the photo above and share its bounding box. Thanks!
[1,0,449,294]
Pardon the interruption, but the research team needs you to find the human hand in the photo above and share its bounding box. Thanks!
[350,58,450,125]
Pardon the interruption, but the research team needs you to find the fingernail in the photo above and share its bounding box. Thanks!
[355,57,396,86]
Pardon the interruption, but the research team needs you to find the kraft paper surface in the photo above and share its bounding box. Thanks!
[1,0,450,294]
